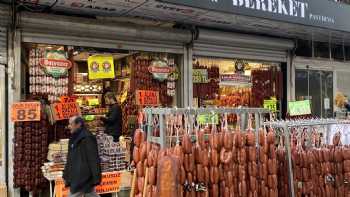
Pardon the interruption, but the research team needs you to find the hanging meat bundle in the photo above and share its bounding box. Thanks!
[13,105,50,195]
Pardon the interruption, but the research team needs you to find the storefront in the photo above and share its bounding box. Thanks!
[293,57,350,118]
[8,11,192,197]
[191,29,294,118]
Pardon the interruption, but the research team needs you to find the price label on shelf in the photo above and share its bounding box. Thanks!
[51,102,81,121]
[288,100,311,116]
[193,69,208,83]
[11,102,41,122]
[136,90,160,106]
[263,99,277,112]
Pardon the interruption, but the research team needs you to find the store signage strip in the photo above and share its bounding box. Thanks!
[158,0,350,33]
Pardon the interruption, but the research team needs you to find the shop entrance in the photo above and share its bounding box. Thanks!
[295,69,334,118]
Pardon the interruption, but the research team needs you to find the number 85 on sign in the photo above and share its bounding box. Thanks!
[11,102,41,122]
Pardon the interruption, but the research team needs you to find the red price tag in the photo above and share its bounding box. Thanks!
[60,96,77,103]
[136,90,159,106]
[11,102,41,122]
[51,102,81,121]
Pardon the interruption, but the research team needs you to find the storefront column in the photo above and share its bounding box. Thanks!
[287,51,295,101]
[182,45,193,107]
[0,64,6,183]
[7,29,21,197]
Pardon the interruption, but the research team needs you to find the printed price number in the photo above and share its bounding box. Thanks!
[52,102,81,121]
[193,69,208,83]
[263,100,277,112]
[60,96,77,103]
[11,102,41,122]
[136,90,159,106]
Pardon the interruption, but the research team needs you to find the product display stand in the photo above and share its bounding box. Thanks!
[143,107,270,148]
[263,118,350,197]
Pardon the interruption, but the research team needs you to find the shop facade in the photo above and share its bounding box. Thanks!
[4,0,350,197]
[5,10,297,196]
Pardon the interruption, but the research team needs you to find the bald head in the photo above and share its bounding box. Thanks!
[68,116,85,133]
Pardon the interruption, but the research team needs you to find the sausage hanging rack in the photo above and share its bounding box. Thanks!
[143,107,270,149]
[263,118,350,197]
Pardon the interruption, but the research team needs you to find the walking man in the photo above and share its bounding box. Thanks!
[63,116,102,197]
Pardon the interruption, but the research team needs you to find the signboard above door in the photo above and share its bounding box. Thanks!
[158,0,350,33]
[19,0,350,43]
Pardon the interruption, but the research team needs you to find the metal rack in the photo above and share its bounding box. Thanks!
[143,107,270,148]
[263,118,350,197]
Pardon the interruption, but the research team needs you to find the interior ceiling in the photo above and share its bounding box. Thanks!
[16,0,350,45]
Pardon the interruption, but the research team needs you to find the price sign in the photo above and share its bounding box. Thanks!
[88,98,100,106]
[193,69,208,83]
[197,113,219,125]
[60,96,77,103]
[51,102,81,121]
[11,102,41,122]
[55,171,122,197]
[263,99,277,112]
[288,100,312,116]
[136,90,160,106]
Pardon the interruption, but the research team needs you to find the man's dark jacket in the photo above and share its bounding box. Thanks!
[63,127,101,193]
[102,104,122,141]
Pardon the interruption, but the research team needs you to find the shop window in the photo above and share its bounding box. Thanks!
[314,41,330,59]
[331,44,345,61]
[295,69,333,118]
[192,57,283,121]
[295,39,312,57]
[345,46,350,61]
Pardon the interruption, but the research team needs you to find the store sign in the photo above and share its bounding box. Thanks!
[193,69,209,83]
[220,74,251,85]
[159,0,350,33]
[55,171,122,197]
[11,102,41,122]
[39,59,72,78]
[148,60,175,81]
[51,102,81,121]
[136,90,160,106]
[88,55,115,80]
[288,100,312,116]
[263,99,277,112]
[197,113,219,125]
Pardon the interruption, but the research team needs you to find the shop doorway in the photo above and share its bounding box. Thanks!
[295,69,334,118]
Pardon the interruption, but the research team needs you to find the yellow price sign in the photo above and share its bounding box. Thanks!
[88,98,100,106]
[263,99,277,112]
[88,55,115,80]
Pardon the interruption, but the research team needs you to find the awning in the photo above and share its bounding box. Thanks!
[10,0,350,44]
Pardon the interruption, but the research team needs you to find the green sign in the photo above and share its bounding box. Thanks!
[197,113,219,125]
[263,99,277,112]
[193,69,208,83]
[84,115,95,121]
[288,100,311,116]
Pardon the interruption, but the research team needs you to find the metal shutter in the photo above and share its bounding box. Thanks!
[20,12,191,54]
[194,29,294,62]
[0,5,9,65]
